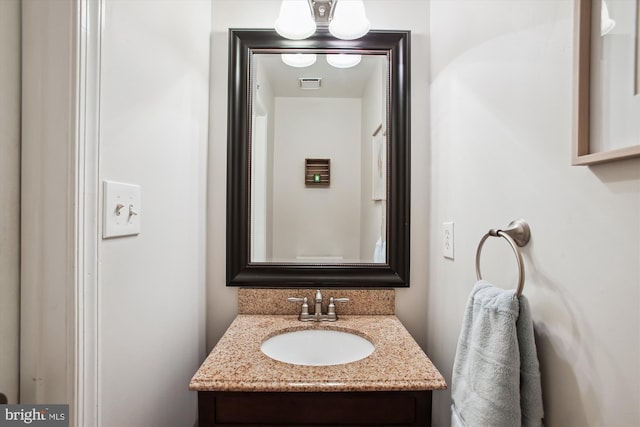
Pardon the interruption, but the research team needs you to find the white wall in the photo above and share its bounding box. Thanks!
[20,1,210,424]
[21,0,77,406]
[209,0,281,347]
[272,97,362,261]
[427,1,640,426]
[98,1,210,426]
[0,0,21,404]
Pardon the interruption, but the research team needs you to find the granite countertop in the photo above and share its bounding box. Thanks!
[189,314,447,393]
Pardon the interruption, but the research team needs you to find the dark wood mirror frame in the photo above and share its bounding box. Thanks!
[226,29,410,287]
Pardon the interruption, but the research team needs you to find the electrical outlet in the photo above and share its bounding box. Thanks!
[443,222,454,259]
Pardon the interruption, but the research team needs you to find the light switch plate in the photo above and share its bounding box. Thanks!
[103,180,141,239]
[443,221,454,259]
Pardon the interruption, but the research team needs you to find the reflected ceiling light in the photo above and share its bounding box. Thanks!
[281,53,317,67]
[275,0,370,41]
[600,0,616,36]
[326,54,361,68]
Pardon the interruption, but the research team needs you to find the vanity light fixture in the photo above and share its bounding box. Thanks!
[275,0,370,41]
[275,0,317,40]
[328,0,370,40]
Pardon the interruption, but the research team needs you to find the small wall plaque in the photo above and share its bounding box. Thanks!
[305,158,330,186]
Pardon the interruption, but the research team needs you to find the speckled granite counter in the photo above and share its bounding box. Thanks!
[189,314,447,393]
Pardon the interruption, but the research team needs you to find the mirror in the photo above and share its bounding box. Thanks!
[227,29,410,287]
[251,53,388,264]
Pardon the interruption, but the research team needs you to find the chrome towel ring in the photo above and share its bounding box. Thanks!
[475,219,531,298]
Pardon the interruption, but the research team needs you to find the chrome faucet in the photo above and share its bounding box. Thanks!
[288,289,349,322]
[314,289,323,321]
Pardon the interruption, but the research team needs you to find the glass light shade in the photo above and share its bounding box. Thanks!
[281,53,317,67]
[275,0,317,40]
[328,0,370,40]
[326,54,362,68]
[600,0,615,36]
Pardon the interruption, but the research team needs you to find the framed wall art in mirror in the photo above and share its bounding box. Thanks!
[226,29,410,287]
[573,0,640,165]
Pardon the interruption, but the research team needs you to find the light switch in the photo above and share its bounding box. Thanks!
[103,180,141,239]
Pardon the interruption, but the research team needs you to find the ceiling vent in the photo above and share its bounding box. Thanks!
[298,77,322,90]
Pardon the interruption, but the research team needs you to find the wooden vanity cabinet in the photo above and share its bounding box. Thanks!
[198,390,432,427]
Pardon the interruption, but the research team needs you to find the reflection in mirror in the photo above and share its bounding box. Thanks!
[250,52,388,264]
[226,29,410,287]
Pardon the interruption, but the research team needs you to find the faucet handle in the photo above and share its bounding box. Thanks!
[327,296,349,318]
[287,297,309,316]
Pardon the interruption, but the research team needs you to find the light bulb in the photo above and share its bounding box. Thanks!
[275,0,316,40]
[329,0,370,40]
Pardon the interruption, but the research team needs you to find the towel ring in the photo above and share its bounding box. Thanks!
[475,219,531,298]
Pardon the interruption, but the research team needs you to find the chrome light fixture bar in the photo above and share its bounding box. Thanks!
[275,0,370,41]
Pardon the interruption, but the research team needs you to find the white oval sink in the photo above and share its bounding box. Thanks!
[261,329,375,366]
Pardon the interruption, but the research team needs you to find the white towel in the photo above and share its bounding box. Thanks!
[451,280,544,427]
[451,403,465,427]
[373,237,386,262]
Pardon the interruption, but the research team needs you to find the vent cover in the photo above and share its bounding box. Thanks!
[298,77,322,90]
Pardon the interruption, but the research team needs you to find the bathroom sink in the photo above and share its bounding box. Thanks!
[261,329,375,366]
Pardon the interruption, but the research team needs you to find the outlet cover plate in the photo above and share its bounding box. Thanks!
[443,221,454,259]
